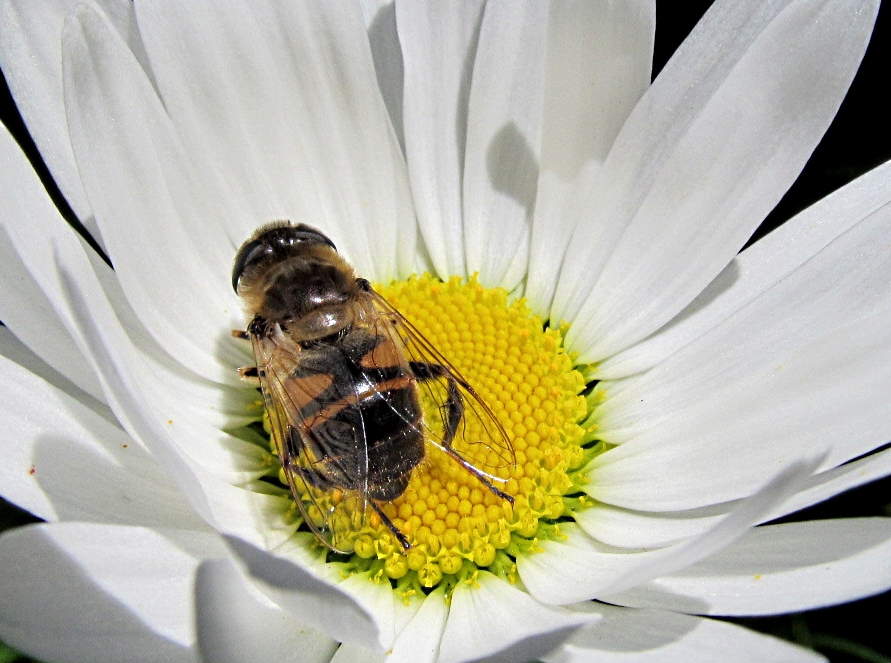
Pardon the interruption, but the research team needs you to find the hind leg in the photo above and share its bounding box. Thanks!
[410,362,514,504]
[370,501,411,550]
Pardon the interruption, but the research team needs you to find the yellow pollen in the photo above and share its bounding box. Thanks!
[267,274,590,593]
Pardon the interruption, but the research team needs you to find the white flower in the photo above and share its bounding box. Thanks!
[1,1,890,662]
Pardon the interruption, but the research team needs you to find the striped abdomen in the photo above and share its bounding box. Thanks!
[283,328,425,501]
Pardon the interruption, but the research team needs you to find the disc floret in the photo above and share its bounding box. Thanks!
[265,274,591,593]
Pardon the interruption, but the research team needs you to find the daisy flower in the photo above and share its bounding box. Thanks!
[1,1,890,662]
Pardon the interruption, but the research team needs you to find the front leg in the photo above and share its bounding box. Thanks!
[232,328,261,385]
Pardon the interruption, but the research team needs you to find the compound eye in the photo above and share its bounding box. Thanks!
[232,223,339,293]
[291,225,337,252]
[232,239,271,292]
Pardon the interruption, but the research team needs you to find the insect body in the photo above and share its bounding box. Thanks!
[232,222,514,553]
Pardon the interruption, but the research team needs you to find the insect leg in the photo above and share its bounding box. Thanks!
[370,500,411,550]
[232,330,261,384]
[410,362,514,504]
[236,365,261,386]
[287,454,411,551]
[288,462,338,491]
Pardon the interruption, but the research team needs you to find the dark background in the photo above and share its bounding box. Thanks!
[1,2,890,662]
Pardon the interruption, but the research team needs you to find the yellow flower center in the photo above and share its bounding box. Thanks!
[267,274,591,592]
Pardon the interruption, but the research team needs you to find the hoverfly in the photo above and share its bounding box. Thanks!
[232,222,514,553]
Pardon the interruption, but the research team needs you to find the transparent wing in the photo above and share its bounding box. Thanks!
[251,326,369,553]
[250,284,515,554]
[361,288,516,486]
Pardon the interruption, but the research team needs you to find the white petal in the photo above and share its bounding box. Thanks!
[332,585,447,663]
[0,342,82,521]
[527,0,655,313]
[0,523,224,663]
[329,645,373,663]
[0,0,92,228]
[4,114,262,508]
[439,572,597,663]
[543,603,823,663]
[0,325,106,416]
[0,122,103,400]
[1,127,269,484]
[0,349,206,531]
[224,535,388,653]
[95,276,255,436]
[338,572,399,649]
[58,268,289,542]
[385,587,448,663]
[573,500,728,550]
[195,557,338,663]
[0,0,157,248]
[461,1,547,291]
[577,444,891,548]
[520,458,818,604]
[0,153,269,486]
[136,0,415,281]
[769,447,891,520]
[604,519,891,616]
[84,237,258,435]
[397,0,485,278]
[2,116,257,435]
[361,0,405,155]
[591,190,891,508]
[591,308,891,511]
[557,0,879,362]
[598,159,891,379]
[60,6,275,479]
[34,211,286,547]
[62,4,242,384]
